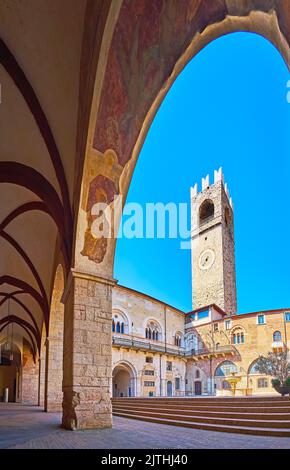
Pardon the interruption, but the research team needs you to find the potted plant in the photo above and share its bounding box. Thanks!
[255,351,290,397]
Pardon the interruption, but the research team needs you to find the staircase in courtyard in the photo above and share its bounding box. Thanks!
[112,397,290,437]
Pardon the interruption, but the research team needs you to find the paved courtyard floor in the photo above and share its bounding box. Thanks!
[0,403,290,449]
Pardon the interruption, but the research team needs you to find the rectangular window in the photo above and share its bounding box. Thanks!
[144,370,154,376]
[144,381,155,387]
[197,309,209,320]
[213,323,219,332]
[285,312,290,323]
[175,378,180,390]
[257,378,268,388]
[257,314,265,325]
[146,356,153,363]
[225,319,232,330]
[166,361,172,371]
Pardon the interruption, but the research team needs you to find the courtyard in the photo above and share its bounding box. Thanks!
[1,403,290,450]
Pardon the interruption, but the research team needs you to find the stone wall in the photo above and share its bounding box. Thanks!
[189,309,290,395]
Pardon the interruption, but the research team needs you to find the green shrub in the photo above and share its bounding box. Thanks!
[284,377,290,386]
[271,378,281,387]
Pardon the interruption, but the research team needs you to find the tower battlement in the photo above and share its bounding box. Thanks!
[190,167,233,209]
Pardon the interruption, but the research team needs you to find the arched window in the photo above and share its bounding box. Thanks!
[112,320,115,332]
[216,342,220,350]
[273,331,282,342]
[145,320,162,341]
[174,333,182,347]
[199,200,214,224]
[112,310,130,334]
[195,370,200,379]
[231,327,245,345]
[248,359,262,375]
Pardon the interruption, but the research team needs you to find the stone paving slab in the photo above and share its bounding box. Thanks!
[1,404,290,449]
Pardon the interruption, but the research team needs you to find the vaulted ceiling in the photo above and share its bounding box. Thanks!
[0,0,87,354]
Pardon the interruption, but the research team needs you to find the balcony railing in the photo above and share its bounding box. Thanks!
[112,335,235,358]
[185,344,236,357]
[112,335,186,357]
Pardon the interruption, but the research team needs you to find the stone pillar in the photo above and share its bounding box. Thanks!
[38,356,45,407]
[44,336,63,411]
[22,342,39,405]
[45,265,64,412]
[38,329,46,407]
[62,271,112,430]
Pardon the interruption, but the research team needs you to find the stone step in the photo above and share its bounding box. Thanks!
[112,397,289,403]
[112,399,290,408]
[112,402,290,412]
[113,404,290,420]
[113,406,290,428]
[113,411,290,437]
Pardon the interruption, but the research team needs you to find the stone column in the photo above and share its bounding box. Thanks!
[38,328,47,407]
[44,336,63,412]
[62,270,113,430]
[22,342,39,405]
[38,356,45,407]
[45,266,64,412]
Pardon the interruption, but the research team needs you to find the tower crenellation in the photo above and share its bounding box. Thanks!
[190,168,237,315]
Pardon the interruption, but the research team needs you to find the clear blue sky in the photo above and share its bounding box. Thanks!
[114,32,290,314]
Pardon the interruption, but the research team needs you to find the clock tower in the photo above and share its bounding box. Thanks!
[190,168,237,315]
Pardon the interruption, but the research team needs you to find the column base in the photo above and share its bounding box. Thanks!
[62,389,112,430]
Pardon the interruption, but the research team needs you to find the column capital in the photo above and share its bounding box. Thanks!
[61,268,118,304]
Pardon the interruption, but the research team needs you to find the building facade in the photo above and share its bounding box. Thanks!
[112,169,290,397]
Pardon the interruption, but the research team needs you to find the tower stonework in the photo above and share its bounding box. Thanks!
[190,168,237,315]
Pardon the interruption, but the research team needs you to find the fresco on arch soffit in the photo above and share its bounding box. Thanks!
[84,0,286,264]
[83,0,229,264]
[93,0,228,168]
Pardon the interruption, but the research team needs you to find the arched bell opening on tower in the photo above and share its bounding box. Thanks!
[199,200,214,225]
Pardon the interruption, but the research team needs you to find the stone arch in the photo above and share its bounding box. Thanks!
[112,360,137,398]
[247,357,272,393]
[74,3,290,281]
[214,360,238,377]
[248,358,262,375]
[66,2,290,429]
[44,264,64,412]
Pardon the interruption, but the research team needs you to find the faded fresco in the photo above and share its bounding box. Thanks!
[82,0,285,263]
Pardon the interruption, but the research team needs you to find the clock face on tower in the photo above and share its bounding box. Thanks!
[198,249,215,270]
